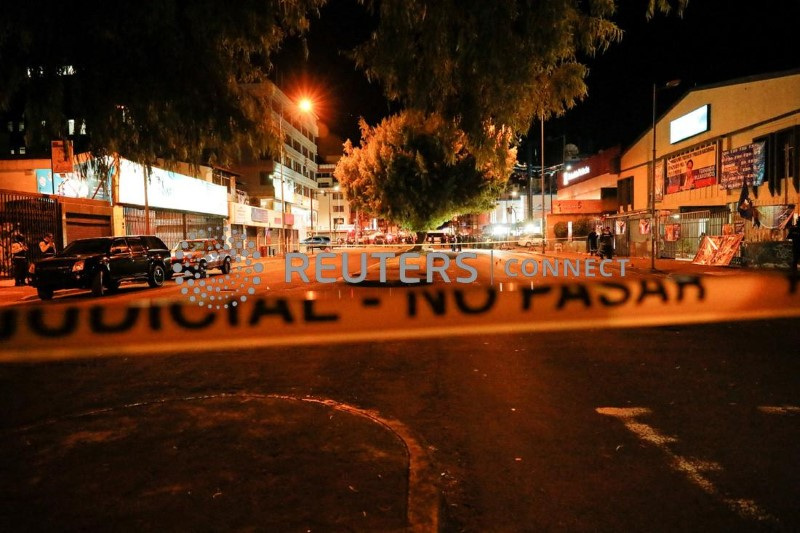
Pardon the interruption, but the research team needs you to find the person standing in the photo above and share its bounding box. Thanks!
[11,232,29,286]
[787,213,800,274]
[39,232,57,259]
[587,228,598,255]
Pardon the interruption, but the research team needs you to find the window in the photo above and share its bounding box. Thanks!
[618,176,634,208]
[18,121,24,132]
[68,119,75,135]
[19,147,26,155]
[333,205,345,213]
[333,192,343,200]
[111,238,130,255]
[259,171,271,186]
[756,127,798,195]
[128,238,145,253]
[7,121,13,132]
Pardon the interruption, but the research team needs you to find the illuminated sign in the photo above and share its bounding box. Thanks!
[563,166,590,185]
[670,105,710,144]
[118,159,228,216]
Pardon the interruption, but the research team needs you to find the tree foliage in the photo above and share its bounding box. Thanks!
[0,0,324,168]
[354,0,687,145]
[334,111,516,231]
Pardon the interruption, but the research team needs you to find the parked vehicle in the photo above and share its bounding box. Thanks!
[171,238,233,277]
[31,235,171,300]
[517,234,544,247]
[300,236,332,251]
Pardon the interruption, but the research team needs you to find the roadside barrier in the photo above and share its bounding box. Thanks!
[1,273,797,361]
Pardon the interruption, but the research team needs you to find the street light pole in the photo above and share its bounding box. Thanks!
[540,115,546,253]
[279,114,286,255]
[650,79,680,271]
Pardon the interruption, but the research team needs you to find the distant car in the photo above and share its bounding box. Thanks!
[31,235,171,300]
[517,234,544,247]
[171,238,233,277]
[372,233,386,245]
[300,236,332,251]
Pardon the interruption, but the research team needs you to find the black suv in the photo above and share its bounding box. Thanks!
[31,235,171,300]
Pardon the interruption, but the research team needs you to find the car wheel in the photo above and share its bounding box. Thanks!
[525,241,531,247]
[198,260,208,279]
[91,270,106,297]
[221,257,231,275]
[148,264,166,287]
[37,286,54,300]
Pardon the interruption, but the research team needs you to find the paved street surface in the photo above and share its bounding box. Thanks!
[1,246,798,531]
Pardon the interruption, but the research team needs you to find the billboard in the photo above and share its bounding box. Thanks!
[670,105,710,144]
[665,144,716,194]
[719,142,766,189]
[36,167,111,202]
[118,159,228,217]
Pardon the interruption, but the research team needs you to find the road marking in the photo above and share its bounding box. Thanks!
[757,405,800,415]
[597,407,779,526]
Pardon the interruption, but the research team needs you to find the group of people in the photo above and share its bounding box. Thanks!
[7,231,56,286]
[586,227,614,256]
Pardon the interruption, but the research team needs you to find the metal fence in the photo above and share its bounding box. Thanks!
[0,190,62,278]
[123,206,226,249]
[659,209,729,260]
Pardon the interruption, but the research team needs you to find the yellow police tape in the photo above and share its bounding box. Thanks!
[1,273,798,361]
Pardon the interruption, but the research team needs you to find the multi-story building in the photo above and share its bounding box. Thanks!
[230,82,319,253]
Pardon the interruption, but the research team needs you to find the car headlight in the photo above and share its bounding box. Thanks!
[72,260,85,272]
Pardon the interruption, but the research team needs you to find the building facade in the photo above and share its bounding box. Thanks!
[231,82,319,253]
[618,70,800,263]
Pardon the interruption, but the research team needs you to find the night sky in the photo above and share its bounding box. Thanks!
[275,1,800,162]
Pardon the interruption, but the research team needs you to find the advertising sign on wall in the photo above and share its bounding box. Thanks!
[36,167,111,202]
[719,142,766,189]
[50,140,74,174]
[119,159,228,217]
[552,200,604,214]
[654,160,665,201]
[665,144,717,194]
[665,224,681,242]
[693,235,743,266]
[670,105,709,144]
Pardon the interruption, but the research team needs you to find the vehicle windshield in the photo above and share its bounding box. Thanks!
[60,239,111,256]
[173,241,211,252]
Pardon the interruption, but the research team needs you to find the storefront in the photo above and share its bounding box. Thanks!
[229,201,283,256]
[619,70,800,265]
[117,159,229,247]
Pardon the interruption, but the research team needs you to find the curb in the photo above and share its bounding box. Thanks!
[6,392,440,532]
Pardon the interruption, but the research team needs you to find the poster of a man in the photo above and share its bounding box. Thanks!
[666,145,717,194]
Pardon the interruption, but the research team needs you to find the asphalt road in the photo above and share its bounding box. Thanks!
[1,247,798,531]
[2,319,798,531]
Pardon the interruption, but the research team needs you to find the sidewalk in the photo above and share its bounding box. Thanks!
[2,393,437,531]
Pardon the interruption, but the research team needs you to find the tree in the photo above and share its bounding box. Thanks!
[354,0,687,147]
[0,0,325,169]
[334,111,516,239]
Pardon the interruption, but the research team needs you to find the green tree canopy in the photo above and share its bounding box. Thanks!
[354,0,687,145]
[0,0,324,167]
[334,111,516,232]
